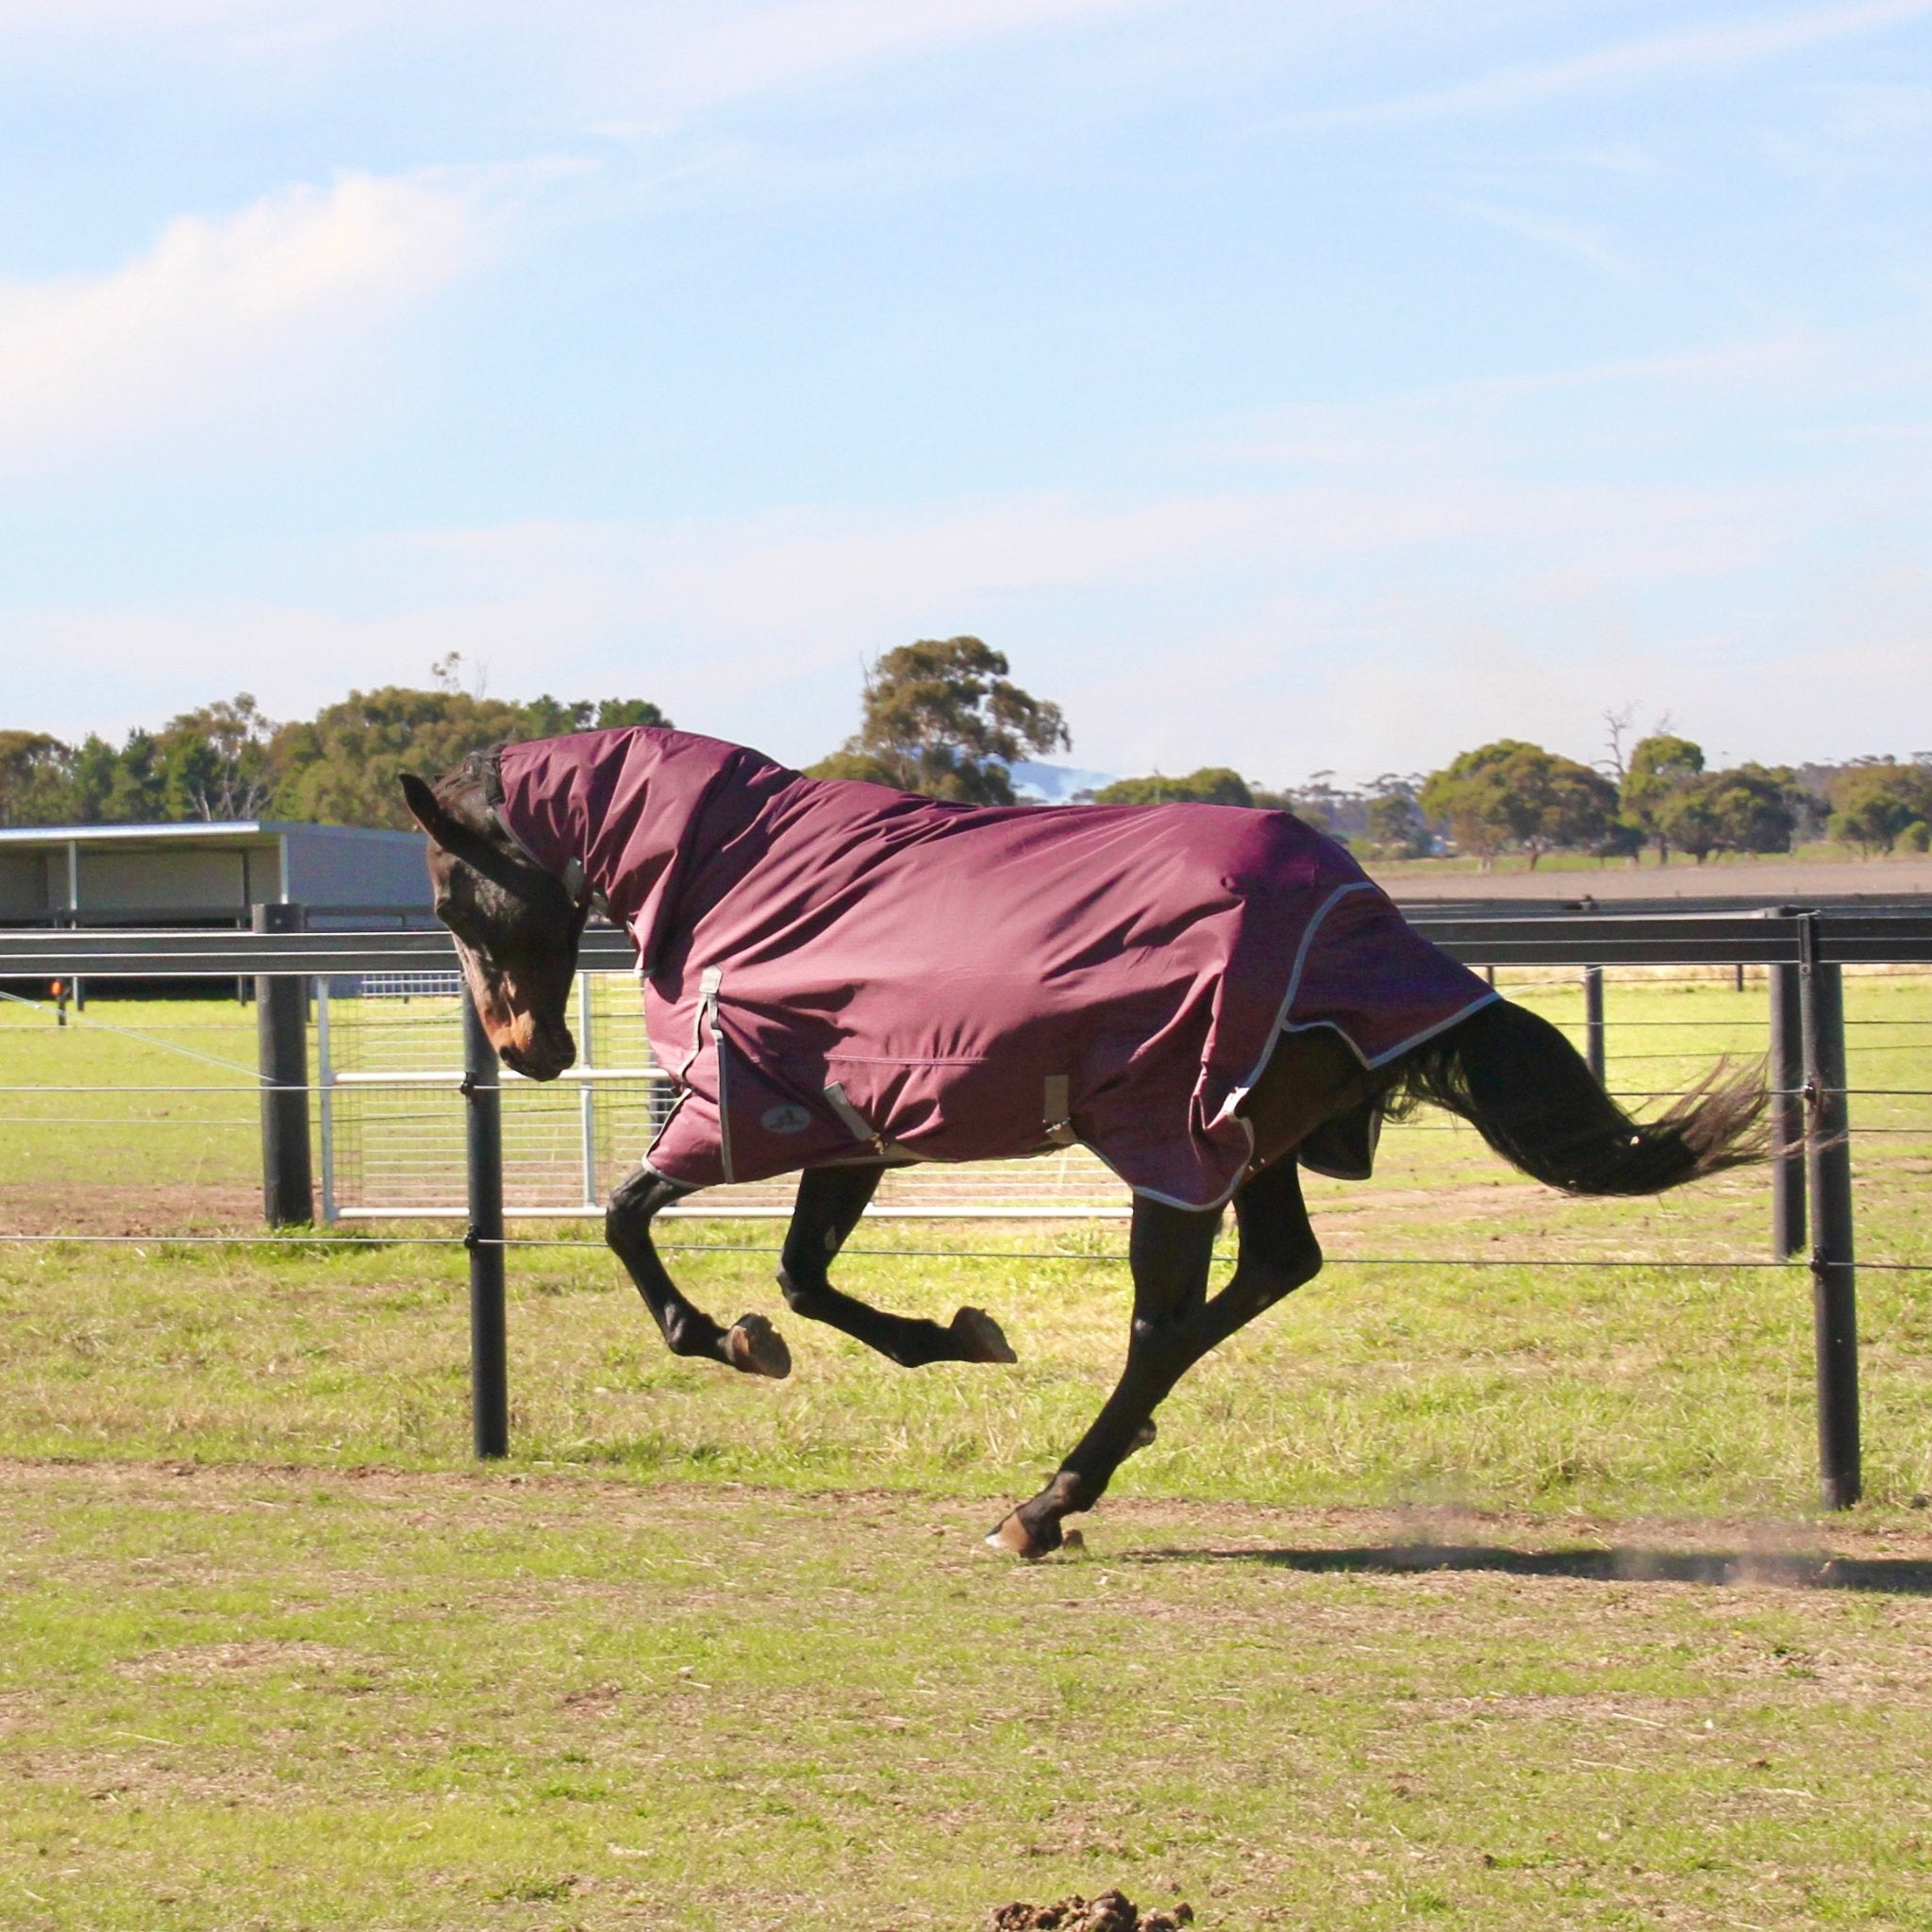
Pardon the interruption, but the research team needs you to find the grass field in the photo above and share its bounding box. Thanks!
[2,975,1930,1927]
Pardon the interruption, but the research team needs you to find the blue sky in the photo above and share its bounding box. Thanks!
[3,0,1928,788]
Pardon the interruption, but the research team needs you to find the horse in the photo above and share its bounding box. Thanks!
[400,727,1765,1558]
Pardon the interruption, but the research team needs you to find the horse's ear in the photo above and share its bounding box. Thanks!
[399,772,518,882]
[399,773,451,841]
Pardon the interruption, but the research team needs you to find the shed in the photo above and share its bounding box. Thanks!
[0,822,432,926]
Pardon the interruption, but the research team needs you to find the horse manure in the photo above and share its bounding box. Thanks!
[987,1889,1192,1931]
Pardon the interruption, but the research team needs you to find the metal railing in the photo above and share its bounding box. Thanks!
[4,902,1929,1503]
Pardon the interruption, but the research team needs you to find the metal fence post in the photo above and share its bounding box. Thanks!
[1769,947,1806,1258]
[1582,964,1606,1086]
[253,903,313,1226]
[315,979,337,1225]
[1799,915,1859,1508]
[577,971,598,1212]
[463,997,509,1459]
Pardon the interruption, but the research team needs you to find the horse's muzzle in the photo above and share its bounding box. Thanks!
[500,1029,576,1081]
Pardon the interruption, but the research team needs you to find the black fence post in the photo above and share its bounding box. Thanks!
[1583,964,1606,1086]
[1769,952,1806,1258]
[253,903,313,1226]
[463,997,509,1459]
[1799,915,1859,1509]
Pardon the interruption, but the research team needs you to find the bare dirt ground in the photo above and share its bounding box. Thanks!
[1376,855,1932,902]
[0,1179,260,1235]
[7,1460,1932,1929]
[10,1456,1932,1582]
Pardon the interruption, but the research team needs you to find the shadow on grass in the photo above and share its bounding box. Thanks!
[1133,1542,1932,1594]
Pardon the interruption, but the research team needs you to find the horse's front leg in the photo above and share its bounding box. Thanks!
[605,1165,791,1378]
[777,1165,1016,1368]
[989,1157,1324,1557]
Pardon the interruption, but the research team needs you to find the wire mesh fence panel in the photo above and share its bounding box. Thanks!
[6,952,1926,1249]
[320,974,1141,1218]
[318,972,1142,1217]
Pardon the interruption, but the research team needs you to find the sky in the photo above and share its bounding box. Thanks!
[2,0,1929,790]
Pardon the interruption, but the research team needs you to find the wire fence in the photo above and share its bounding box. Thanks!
[3,957,1927,1261]
[6,908,1931,1500]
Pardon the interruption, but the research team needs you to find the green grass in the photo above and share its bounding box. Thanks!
[1,975,1930,1927]
[3,972,1927,1515]
[4,1224,1932,1516]
[5,1468,1932,1931]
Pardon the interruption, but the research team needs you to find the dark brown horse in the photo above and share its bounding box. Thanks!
[402,753,1764,1557]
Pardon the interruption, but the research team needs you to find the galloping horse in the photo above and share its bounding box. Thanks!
[401,726,1764,1557]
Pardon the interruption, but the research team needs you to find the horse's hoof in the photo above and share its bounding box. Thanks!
[951,1306,1018,1364]
[1126,1419,1157,1455]
[724,1313,791,1379]
[985,1508,1060,1559]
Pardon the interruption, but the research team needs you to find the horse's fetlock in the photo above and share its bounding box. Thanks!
[776,1266,824,1314]
[1265,1254,1321,1299]
[1130,1312,1187,1349]
[662,1312,711,1358]
[1044,1467,1091,1513]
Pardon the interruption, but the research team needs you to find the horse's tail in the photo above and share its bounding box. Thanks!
[1381,998,1769,1196]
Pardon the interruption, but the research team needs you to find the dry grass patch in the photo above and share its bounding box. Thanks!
[4,1462,1932,1928]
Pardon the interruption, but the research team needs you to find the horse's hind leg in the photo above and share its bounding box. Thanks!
[989,1158,1323,1557]
[606,1166,791,1378]
[777,1166,1017,1368]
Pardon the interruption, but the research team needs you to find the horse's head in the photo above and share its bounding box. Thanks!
[399,754,587,1082]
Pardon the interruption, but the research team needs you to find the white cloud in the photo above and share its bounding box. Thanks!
[1443,198,1637,281]
[11,442,1928,780]
[628,0,1175,120]
[8,253,1928,783]
[0,171,489,474]
[1294,0,1932,128]
[0,0,1184,127]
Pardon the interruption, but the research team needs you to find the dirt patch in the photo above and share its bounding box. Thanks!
[0,1180,260,1237]
[113,1640,360,1683]
[1374,854,1932,902]
[9,1459,1932,1574]
[990,1891,1191,1932]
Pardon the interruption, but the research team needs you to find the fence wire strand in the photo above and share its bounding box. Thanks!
[2,1229,1927,1273]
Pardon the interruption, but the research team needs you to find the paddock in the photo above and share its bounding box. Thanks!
[1,913,1930,1927]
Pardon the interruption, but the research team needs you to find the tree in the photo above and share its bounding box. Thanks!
[513,694,670,740]
[1420,741,1617,870]
[0,732,77,826]
[274,677,674,828]
[96,730,168,824]
[0,672,674,829]
[1088,767,1253,808]
[1527,754,1620,865]
[1698,764,1800,857]
[272,690,536,828]
[808,638,1069,806]
[1364,774,1432,858]
[1827,762,1932,857]
[1420,745,1519,868]
[1621,733,1705,864]
[158,693,280,821]
[1656,783,1723,863]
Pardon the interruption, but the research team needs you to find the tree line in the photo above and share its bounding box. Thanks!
[804,640,1932,865]
[0,659,665,833]
[4,637,1928,863]
[1089,736,1932,866]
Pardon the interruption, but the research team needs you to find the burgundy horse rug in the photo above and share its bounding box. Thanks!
[491,726,1495,1210]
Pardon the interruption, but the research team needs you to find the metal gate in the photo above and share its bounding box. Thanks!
[316,970,1135,1220]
